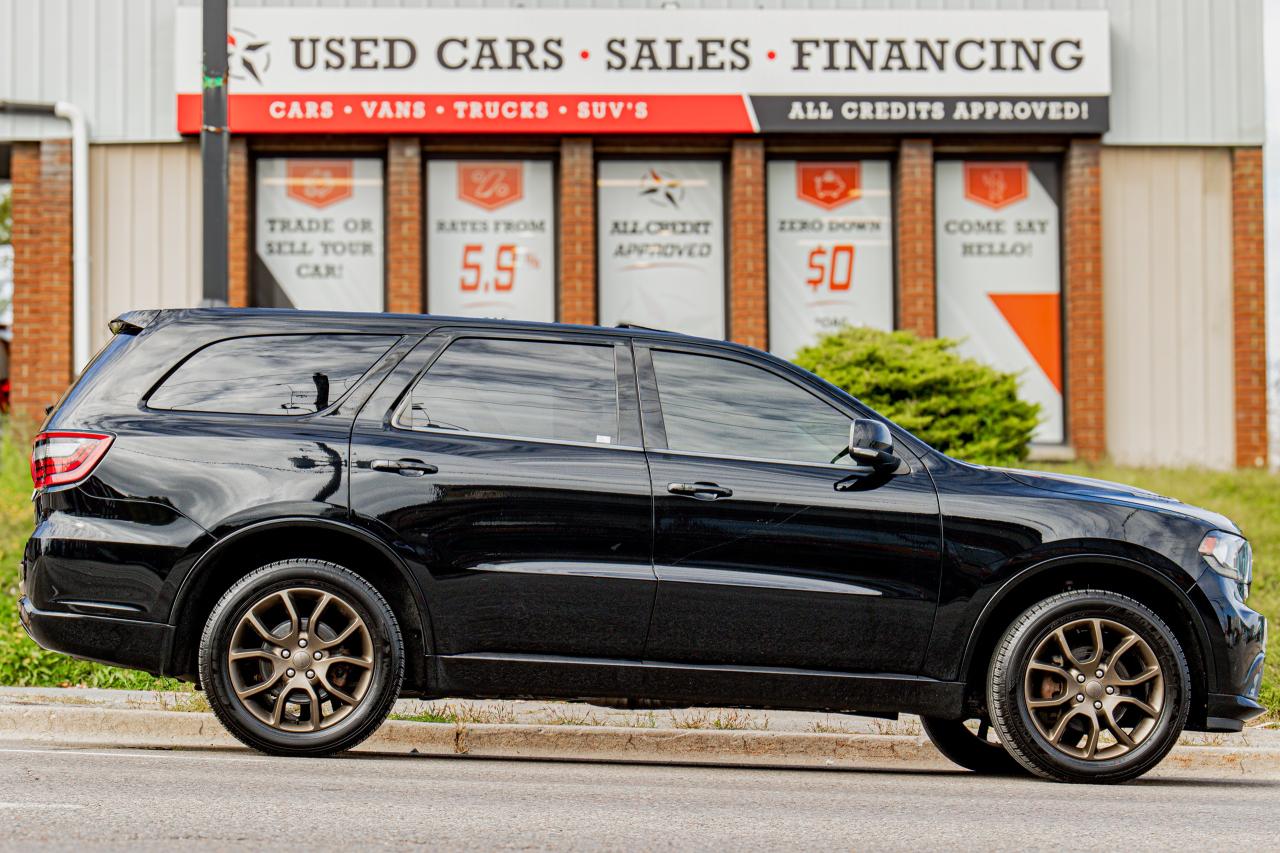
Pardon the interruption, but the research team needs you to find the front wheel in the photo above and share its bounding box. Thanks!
[198,559,405,756]
[988,589,1190,784]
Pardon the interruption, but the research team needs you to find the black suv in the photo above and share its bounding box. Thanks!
[20,309,1266,783]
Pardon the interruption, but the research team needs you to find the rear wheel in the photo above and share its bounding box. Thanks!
[920,715,1027,775]
[988,589,1189,784]
[198,559,404,756]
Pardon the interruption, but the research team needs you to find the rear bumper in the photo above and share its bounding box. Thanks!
[18,596,174,676]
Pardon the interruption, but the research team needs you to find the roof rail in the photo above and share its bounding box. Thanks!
[615,322,671,333]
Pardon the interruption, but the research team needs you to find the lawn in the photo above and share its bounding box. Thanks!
[0,428,1274,716]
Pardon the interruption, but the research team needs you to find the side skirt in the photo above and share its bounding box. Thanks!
[431,653,966,719]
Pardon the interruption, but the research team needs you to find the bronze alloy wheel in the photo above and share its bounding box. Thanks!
[227,587,376,732]
[1022,617,1165,760]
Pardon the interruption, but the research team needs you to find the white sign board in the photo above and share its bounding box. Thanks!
[255,158,384,311]
[174,9,1110,135]
[936,160,1063,443]
[426,160,555,321]
[597,160,725,339]
[767,160,894,358]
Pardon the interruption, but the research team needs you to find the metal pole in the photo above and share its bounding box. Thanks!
[201,0,229,306]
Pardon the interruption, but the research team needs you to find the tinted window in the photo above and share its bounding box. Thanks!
[651,350,851,465]
[149,334,397,415]
[404,338,620,445]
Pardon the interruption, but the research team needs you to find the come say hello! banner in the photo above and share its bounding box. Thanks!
[174,8,1110,135]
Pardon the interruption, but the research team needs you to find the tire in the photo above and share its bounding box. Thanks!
[987,589,1190,784]
[920,715,1028,775]
[198,559,405,757]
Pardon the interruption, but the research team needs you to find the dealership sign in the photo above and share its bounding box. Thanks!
[936,160,1063,444]
[426,160,556,322]
[175,8,1110,134]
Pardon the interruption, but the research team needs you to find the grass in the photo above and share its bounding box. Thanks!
[0,424,1274,718]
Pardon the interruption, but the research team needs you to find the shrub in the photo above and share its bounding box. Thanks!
[793,326,1041,465]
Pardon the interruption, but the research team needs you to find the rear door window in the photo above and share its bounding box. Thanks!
[149,334,398,415]
[401,337,620,445]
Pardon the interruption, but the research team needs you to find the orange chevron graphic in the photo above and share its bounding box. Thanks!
[989,292,1062,394]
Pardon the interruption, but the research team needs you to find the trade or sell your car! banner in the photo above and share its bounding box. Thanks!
[175,8,1110,134]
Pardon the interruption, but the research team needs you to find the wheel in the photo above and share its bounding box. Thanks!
[920,715,1028,775]
[988,589,1189,784]
[198,559,405,756]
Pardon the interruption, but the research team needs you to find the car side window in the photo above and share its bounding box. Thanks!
[403,337,621,445]
[650,349,853,466]
[148,334,399,415]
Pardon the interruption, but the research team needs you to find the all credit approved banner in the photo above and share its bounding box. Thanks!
[175,8,1110,134]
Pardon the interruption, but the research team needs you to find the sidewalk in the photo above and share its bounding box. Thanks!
[0,686,1276,776]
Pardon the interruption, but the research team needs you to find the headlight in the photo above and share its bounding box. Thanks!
[1198,531,1252,599]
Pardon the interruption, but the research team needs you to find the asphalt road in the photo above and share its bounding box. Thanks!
[0,742,1275,851]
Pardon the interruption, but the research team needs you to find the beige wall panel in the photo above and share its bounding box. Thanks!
[1101,147,1234,469]
[89,142,202,351]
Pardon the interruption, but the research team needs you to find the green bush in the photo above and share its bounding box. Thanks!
[793,326,1040,465]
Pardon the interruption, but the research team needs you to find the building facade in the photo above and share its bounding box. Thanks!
[0,0,1266,468]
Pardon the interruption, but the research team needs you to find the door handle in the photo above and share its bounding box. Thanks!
[370,458,438,477]
[667,482,733,501]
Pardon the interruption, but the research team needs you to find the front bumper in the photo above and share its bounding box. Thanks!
[19,596,174,675]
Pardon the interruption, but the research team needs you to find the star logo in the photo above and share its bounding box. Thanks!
[638,168,685,209]
[227,28,271,85]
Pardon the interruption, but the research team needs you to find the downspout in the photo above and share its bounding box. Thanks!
[0,99,91,372]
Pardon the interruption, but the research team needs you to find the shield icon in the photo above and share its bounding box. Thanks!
[796,162,861,210]
[458,162,524,211]
[286,160,354,209]
[964,162,1029,210]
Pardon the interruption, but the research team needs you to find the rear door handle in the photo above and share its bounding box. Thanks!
[370,458,438,477]
[667,481,733,501]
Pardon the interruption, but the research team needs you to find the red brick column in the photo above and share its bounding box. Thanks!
[1232,147,1267,468]
[896,139,935,337]
[227,137,250,308]
[386,138,423,314]
[729,138,766,349]
[10,140,74,422]
[559,138,595,325]
[1064,139,1105,461]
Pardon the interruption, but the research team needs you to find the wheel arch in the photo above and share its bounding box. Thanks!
[957,555,1215,727]
[166,517,433,694]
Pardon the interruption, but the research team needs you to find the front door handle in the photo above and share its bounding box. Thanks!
[370,458,438,477]
[667,481,733,501]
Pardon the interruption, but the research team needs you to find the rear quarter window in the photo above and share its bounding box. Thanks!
[148,333,398,415]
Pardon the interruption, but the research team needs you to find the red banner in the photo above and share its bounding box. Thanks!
[176,93,756,134]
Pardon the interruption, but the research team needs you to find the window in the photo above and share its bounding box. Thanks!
[404,338,620,445]
[596,160,726,339]
[766,159,895,359]
[425,160,556,322]
[149,334,398,415]
[935,159,1063,443]
[254,157,385,312]
[651,350,851,465]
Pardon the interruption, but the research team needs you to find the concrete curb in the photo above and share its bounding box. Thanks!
[1,704,1277,776]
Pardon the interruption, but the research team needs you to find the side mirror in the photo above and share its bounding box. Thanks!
[848,418,900,472]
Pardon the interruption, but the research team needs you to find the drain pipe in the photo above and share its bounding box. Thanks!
[0,99,90,372]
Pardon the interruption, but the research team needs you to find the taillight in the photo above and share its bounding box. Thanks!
[30,431,114,489]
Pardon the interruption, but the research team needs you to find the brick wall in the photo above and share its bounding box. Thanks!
[896,139,935,337]
[227,137,250,307]
[10,140,74,423]
[1064,139,1105,462]
[386,138,423,314]
[729,138,766,349]
[559,138,595,325]
[1232,146,1267,468]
